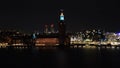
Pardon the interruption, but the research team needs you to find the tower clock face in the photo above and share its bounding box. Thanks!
[60,16,64,20]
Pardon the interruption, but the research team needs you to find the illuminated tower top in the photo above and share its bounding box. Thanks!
[60,9,64,21]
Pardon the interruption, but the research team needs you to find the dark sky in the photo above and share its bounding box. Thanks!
[0,0,120,33]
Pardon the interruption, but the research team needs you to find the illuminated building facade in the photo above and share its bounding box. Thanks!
[35,34,59,46]
[0,30,32,48]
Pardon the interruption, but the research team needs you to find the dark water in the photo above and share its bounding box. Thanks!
[0,47,120,68]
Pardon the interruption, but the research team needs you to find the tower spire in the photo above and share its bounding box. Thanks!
[60,9,64,21]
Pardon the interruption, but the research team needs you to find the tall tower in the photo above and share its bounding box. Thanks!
[44,24,48,34]
[58,9,66,46]
[50,24,55,33]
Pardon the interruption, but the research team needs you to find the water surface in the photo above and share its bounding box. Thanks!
[0,47,120,68]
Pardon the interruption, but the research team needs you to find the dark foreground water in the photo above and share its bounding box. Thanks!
[0,47,120,68]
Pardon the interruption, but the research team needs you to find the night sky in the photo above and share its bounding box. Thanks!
[0,0,120,33]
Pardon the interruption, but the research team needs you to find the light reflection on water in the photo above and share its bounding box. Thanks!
[0,46,120,68]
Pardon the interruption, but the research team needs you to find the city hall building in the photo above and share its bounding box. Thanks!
[35,9,70,46]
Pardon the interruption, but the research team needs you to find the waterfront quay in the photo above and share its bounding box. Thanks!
[1,29,120,49]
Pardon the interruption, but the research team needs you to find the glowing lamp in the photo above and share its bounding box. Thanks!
[117,33,120,35]
[60,16,64,20]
